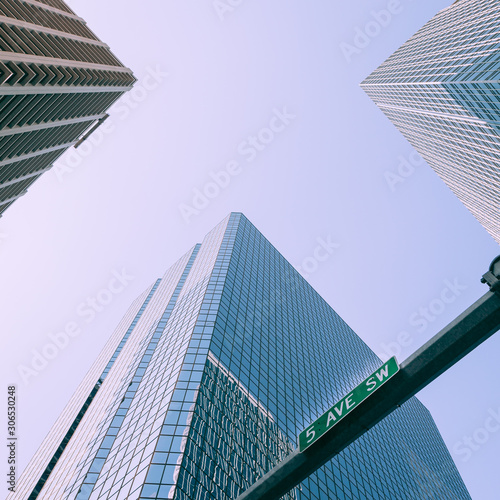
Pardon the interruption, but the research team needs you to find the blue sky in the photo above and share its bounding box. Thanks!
[1,1,499,498]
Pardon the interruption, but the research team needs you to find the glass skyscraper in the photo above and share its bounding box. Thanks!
[12,213,470,500]
[361,0,500,244]
[0,0,135,217]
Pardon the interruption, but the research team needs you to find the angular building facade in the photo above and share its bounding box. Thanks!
[0,0,135,217]
[361,0,500,244]
[11,214,470,500]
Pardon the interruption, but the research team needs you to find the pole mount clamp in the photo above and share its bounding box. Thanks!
[481,256,500,295]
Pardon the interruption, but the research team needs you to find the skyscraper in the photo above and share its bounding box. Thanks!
[361,0,500,244]
[0,0,135,217]
[11,213,470,500]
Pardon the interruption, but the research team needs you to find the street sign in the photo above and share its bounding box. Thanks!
[299,357,400,452]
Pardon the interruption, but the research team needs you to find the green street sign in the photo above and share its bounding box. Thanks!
[299,357,400,452]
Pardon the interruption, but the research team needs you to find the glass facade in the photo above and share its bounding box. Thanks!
[12,213,470,500]
[361,0,500,244]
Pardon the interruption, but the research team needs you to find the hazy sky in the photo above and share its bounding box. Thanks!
[1,1,499,499]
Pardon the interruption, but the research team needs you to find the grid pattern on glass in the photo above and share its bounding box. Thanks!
[29,279,163,500]
[361,0,500,244]
[58,216,231,500]
[28,381,102,500]
[90,218,231,500]
[12,241,209,500]
[136,214,241,500]
[18,247,199,500]
[172,355,296,500]
[170,214,471,499]
[101,280,162,382]
[57,318,164,499]
[69,247,200,500]
[8,283,155,500]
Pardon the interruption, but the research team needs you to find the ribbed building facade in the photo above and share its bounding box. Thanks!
[0,0,135,217]
[11,214,470,500]
[361,0,500,244]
